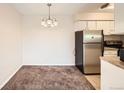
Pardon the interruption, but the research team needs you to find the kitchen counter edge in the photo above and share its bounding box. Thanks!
[100,56,124,70]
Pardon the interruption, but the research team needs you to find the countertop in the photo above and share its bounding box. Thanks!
[100,56,124,70]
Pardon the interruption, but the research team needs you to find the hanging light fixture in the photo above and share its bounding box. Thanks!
[41,3,58,27]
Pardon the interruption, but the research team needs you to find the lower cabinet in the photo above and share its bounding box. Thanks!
[101,60,124,90]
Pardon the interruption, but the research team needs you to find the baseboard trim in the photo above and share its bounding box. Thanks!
[0,65,22,89]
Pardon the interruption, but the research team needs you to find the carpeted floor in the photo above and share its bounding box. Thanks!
[2,66,95,90]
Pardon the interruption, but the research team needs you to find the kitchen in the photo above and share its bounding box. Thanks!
[0,3,124,90]
[74,3,124,90]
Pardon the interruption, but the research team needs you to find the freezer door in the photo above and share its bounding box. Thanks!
[83,30,102,43]
[83,43,102,74]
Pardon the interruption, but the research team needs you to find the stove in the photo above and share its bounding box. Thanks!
[103,40,123,56]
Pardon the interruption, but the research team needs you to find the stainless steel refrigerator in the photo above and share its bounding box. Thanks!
[75,30,104,74]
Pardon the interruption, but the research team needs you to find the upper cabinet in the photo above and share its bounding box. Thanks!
[74,21,87,31]
[97,21,109,35]
[87,21,97,30]
[75,20,114,35]
[115,4,124,34]
[109,21,115,32]
[97,21,114,35]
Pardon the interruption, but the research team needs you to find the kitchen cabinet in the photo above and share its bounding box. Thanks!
[101,57,124,89]
[115,4,124,34]
[97,21,114,35]
[109,21,114,33]
[75,20,114,35]
[87,21,97,30]
[74,21,87,31]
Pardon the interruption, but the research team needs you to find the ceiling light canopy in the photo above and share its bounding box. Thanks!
[41,3,58,27]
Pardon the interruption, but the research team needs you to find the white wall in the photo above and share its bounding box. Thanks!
[22,16,75,65]
[0,4,22,88]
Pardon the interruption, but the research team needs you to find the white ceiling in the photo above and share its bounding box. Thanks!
[12,3,114,16]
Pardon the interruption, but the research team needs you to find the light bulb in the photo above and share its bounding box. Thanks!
[41,21,45,25]
[50,24,54,27]
[47,19,52,25]
[54,21,58,26]
[44,24,47,27]
[42,22,47,27]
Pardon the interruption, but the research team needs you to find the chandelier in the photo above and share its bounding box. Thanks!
[41,3,58,27]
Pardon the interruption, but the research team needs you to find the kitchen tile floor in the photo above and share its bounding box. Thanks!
[85,75,100,90]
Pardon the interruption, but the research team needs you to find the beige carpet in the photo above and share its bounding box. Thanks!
[2,66,95,90]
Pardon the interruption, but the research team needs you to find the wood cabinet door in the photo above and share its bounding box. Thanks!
[97,21,111,35]
[75,21,114,35]
[74,21,87,31]
[109,21,115,34]
[87,21,97,30]
[115,4,124,34]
